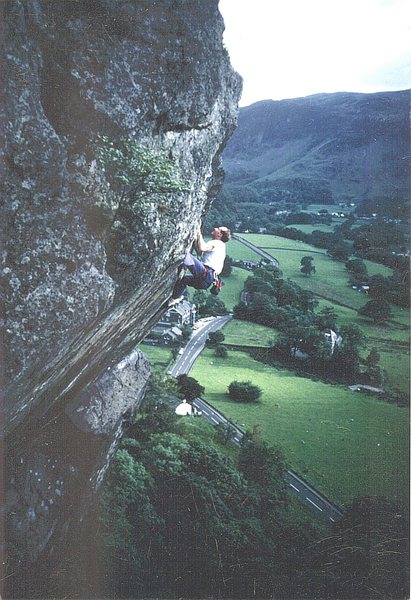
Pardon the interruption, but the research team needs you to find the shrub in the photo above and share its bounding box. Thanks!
[228,380,262,403]
[215,344,228,358]
[207,331,225,347]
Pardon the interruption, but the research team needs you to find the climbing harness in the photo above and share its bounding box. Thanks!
[210,273,222,295]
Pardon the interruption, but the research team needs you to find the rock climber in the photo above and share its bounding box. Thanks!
[171,226,231,301]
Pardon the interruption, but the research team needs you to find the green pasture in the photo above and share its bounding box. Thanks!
[306,204,356,214]
[284,224,337,234]
[227,234,409,391]
[228,238,263,261]
[139,343,173,371]
[220,267,250,311]
[222,318,278,347]
[237,233,393,311]
[191,349,409,507]
[240,233,326,253]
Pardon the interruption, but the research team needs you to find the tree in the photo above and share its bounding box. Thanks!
[202,295,228,317]
[314,306,338,330]
[239,440,287,494]
[214,344,228,358]
[176,374,204,401]
[346,258,367,277]
[181,325,191,341]
[368,273,391,297]
[277,324,326,360]
[332,324,366,376]
[364,347,384,386]
[233,301,250,321]
[314,496,409,600]
[364,347,380,369]
[244,275,275,296]
[215,420,237,445]
[221,255,233,277]
[206,330,225,347]
[253,264,283,281]
[359,298,393,324]
[327,241,350,261]
[192,289,207,309]
[300,256,316,276]
[99,415,309,600]
[228,380,262,403]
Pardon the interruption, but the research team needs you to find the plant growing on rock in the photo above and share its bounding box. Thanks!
[95,135,189,206]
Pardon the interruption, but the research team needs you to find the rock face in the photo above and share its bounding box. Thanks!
[2,0,241,592]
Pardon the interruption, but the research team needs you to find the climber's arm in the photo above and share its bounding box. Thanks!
[196,231,214,253]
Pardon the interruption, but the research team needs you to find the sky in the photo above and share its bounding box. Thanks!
[219,0,411,106]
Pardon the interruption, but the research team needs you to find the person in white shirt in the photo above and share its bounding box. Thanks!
[171,226,231,300]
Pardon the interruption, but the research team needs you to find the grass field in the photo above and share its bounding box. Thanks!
[139,343,173,372]
[228,238,263,261]
[219,267,250,311]
[191,348,409,507]
[306,204,356,213]
[229,235,409,393]
[237,233,393,310]
[222,318,278,347]
[284,224,337,234]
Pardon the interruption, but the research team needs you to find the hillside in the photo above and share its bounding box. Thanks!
[222,91,410,212]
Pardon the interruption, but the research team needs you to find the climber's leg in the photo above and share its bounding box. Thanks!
[171,253,214,301]
[172,274,194,300]
[182,253,206,278]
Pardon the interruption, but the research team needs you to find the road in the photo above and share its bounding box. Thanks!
[169,314,232,377]
[233,234,279,267]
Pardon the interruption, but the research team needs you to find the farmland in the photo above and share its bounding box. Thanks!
[191,348,409,507]
[227,234,409,393]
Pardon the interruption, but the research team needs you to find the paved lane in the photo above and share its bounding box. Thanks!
[233,234,279,267]
[170,315,232,377]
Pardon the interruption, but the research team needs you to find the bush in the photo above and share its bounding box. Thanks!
[207,331,225,347]
[215,344,228,358]
[228,380,262,403]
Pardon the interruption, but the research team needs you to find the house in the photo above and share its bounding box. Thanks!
[158,299,196,328]
[291,329,342,360]
[323,328,343,354]
[148,324,183,345]
[352,285,369,293]
[145,298,196,345]
[175,400,202,416]
[175,400,193,416]
[237,260,257,270]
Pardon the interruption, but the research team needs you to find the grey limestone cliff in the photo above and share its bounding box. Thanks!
[2,0,241,592]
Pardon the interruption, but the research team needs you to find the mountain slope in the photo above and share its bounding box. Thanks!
[223,91,410,208]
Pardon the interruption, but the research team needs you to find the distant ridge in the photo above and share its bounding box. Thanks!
[223,90,410,210]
